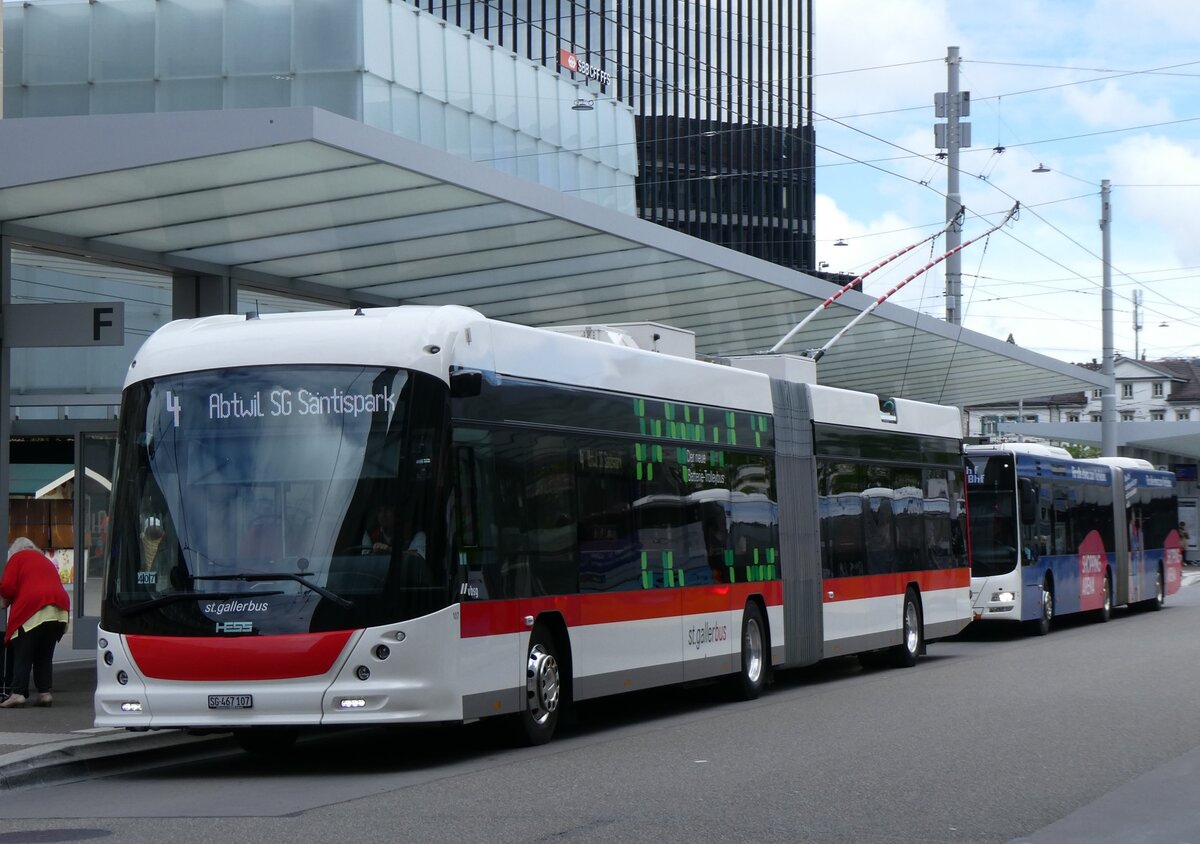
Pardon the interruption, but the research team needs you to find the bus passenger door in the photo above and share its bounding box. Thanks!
[1128,505,1145,603]
[1024,481,1052,622]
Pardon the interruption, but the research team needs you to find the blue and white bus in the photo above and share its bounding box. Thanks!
[965,443,1181,633]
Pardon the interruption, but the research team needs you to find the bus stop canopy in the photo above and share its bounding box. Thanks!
[1001,421,1200,463]
[0,107,1107,409]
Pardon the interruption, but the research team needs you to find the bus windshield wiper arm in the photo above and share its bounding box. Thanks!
[115,590,283,617]
[192,573,354,609]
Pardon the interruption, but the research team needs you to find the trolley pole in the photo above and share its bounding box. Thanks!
[1100,179,1117,457]
[935,47,970,325]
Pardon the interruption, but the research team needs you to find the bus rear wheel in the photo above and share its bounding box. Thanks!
[1096,571,1112,623]
[732,602,768,700]
[516,626,563,746]
[891,589,922,668]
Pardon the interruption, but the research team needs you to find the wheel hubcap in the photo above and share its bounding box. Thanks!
[744,617,763,684]
[1043,590,1054,622]
[904,602,919,654]
[526,645,560,725]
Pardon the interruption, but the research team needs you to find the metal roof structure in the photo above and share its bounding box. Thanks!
[1001,421,1200,463]
[0,107,1107,409]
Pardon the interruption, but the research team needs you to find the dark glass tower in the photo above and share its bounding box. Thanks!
[406,1,815,273]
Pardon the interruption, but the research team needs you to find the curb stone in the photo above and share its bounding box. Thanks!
[0,730,235,792]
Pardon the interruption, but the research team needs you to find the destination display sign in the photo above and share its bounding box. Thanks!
[205,387,398,421]
[162,384,398,428]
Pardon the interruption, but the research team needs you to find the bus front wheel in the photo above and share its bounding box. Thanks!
[516,626,563,746]
[1034,579,1054,636]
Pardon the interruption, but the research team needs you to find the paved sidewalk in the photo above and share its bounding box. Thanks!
[0,659,100,760]
[0,652,229,791]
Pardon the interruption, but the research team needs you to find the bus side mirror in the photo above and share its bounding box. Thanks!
[1018,478,1037,525]
[449,370,482,398]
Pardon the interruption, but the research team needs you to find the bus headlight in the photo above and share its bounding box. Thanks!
[991,590,1015,603]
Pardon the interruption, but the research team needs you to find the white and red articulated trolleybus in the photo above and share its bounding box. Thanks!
[95,306,970,750]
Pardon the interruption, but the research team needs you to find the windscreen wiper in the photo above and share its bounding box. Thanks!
[193,573,354,609]
[114,590,284,617]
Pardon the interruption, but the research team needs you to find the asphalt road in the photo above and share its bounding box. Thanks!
[3,586,1200,844]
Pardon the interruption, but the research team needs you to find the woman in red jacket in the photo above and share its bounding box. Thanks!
[0,537,69,708]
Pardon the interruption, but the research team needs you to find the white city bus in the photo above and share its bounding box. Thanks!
[95,306,971,750]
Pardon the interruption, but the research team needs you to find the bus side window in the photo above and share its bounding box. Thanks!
[923,470,953,569]
[1018,478,1038,525]
[522,437,577,597]
[455,447,478,549]
[493,439,532,598]
[453,445,492,600]
[1052,485,1071,555]
[454,429,519,600]
[820,462,866,579]
[488,431,577,598]
[577,441,639,593]
[1036,484,1053,559]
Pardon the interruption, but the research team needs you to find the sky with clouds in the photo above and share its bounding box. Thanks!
[811,0,1200,366]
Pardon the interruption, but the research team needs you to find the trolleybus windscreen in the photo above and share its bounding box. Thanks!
[102,365,450,635]
[965,455,1020,577]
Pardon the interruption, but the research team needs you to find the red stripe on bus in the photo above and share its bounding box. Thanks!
[822,568,970,602]
[460,582,784,638]
[126,630,354,681]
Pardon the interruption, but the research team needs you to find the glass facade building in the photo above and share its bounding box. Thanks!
[2,0,815,296]
[401,1,816,272]
[2,0,639,214]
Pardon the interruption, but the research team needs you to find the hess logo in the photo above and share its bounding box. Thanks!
[215,621,253,634]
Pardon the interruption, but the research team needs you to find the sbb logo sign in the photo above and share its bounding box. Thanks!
[559,48,611,87]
